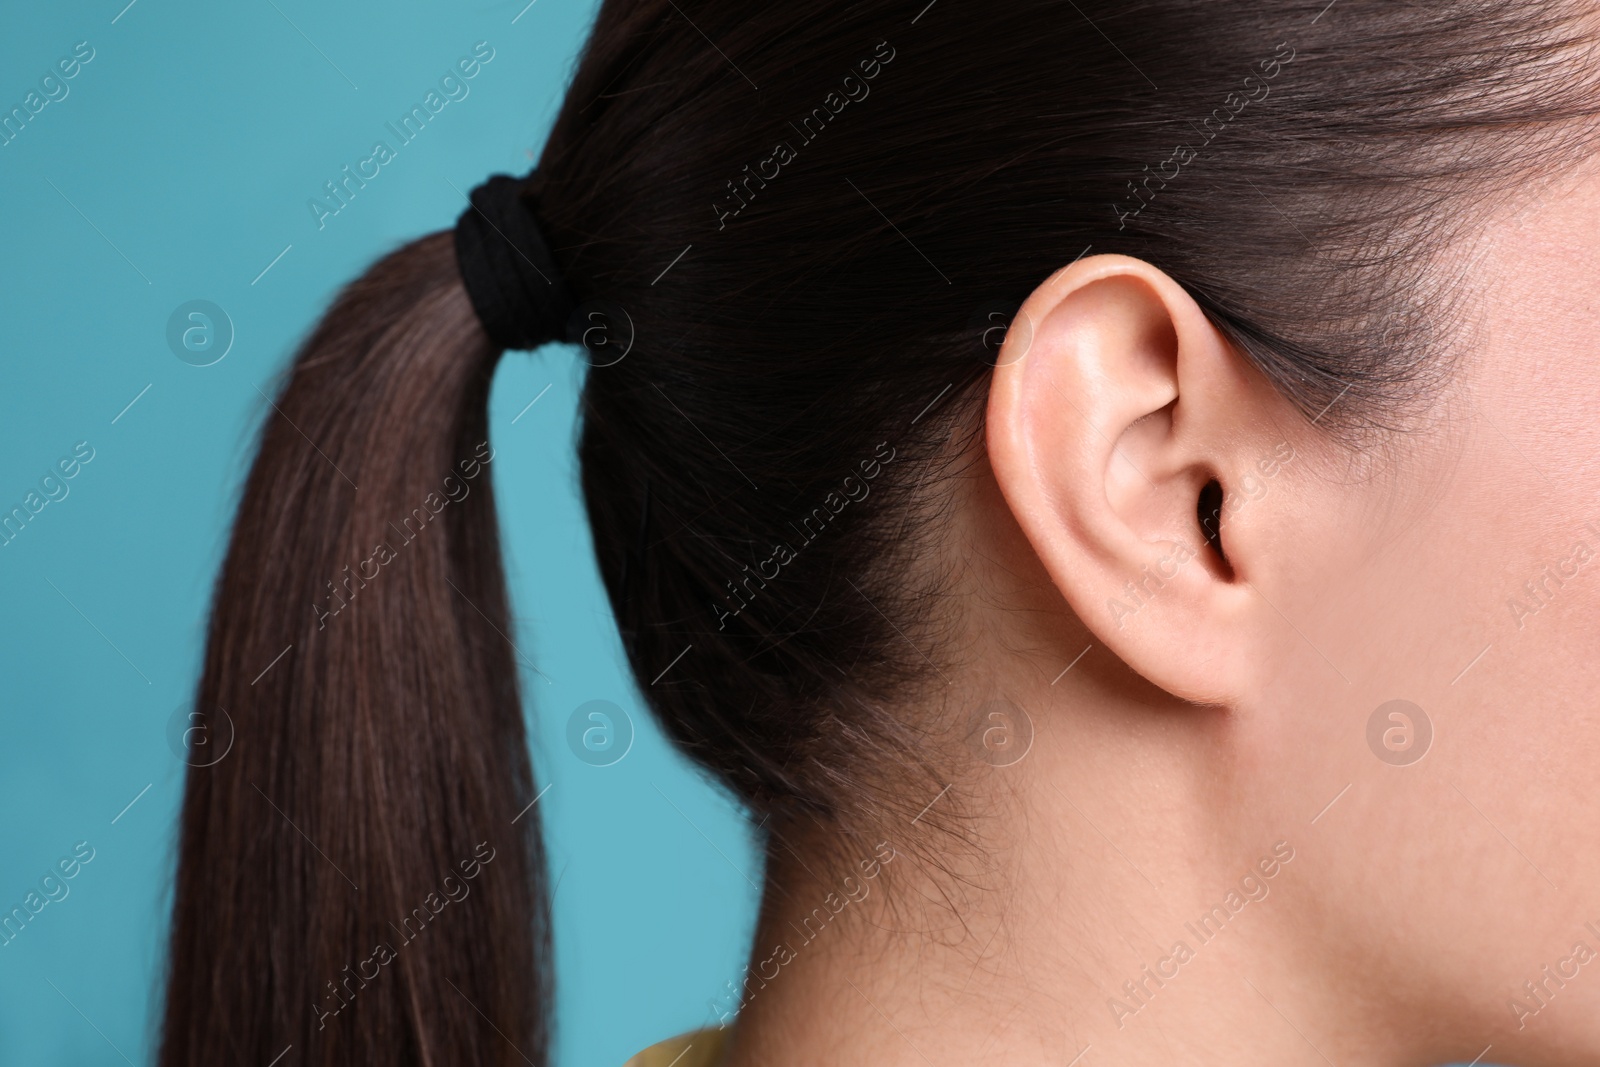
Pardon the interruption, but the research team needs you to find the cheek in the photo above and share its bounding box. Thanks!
[1264,169,1600,1002]
[1238,414,1600,1025]
[1459,169,1600,734]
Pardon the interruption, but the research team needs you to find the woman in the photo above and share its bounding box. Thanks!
[159,1,1600,1065]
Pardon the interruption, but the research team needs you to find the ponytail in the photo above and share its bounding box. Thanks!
[160,232,550,1066]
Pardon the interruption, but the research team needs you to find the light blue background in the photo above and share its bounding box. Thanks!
[0,2,758,1064]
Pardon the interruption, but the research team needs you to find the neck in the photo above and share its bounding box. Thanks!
[720,709,1431,1067]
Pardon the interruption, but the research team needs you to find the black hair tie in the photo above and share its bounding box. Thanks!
[454,172,575,351]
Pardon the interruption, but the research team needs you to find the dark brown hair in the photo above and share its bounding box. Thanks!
[160,2,1600,1064]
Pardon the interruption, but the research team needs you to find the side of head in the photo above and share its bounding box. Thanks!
[160,2,1600,1064]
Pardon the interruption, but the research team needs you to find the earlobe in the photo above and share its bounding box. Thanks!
[985,254,1280,704]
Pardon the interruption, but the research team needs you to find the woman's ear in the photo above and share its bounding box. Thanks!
[986,254,1299,704]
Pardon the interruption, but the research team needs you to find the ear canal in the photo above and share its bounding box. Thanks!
[1198,479,1229,569]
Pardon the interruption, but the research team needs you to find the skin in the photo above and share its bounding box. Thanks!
[718,160,1600,1067]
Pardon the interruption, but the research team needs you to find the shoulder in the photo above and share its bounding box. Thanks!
[623,1027,729,1067]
